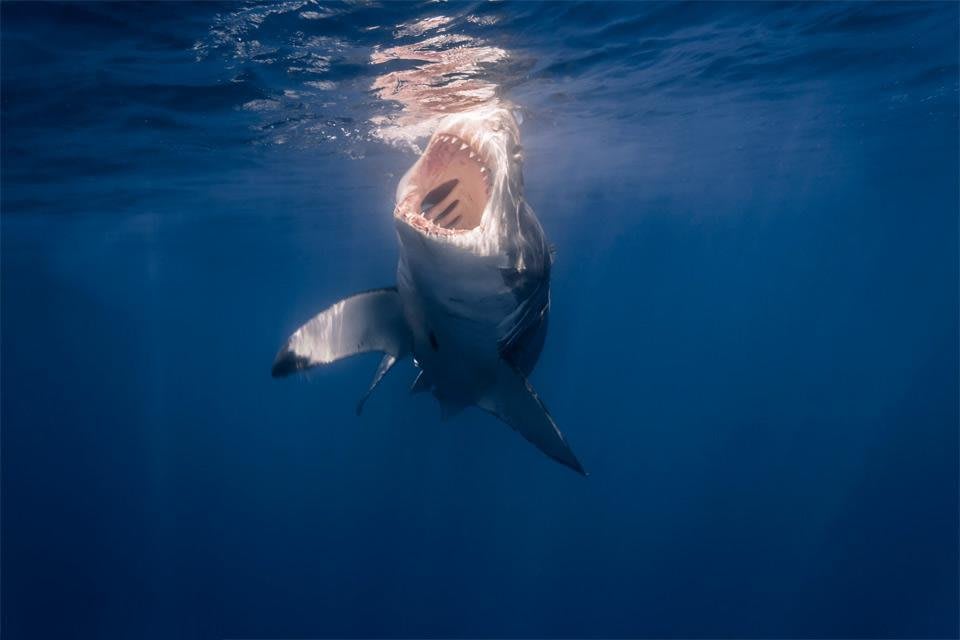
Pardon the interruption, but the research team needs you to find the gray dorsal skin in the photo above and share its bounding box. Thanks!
[272,106,585,475]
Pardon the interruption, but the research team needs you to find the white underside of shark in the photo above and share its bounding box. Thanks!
[272,105,584,475]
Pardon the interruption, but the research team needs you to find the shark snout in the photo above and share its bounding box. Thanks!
[393,106,523,240]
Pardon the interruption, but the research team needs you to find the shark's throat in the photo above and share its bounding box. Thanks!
[396,131,493,234]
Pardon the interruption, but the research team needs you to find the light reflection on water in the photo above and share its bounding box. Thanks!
[369,26,507,149]
[192,3,516,155]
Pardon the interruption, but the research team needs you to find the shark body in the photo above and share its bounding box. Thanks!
[272,106,584,475]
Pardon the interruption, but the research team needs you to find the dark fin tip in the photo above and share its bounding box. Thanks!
[568,455,588,477]
[271,348,310,378]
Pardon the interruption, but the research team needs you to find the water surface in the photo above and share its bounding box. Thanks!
[2,2,958,638]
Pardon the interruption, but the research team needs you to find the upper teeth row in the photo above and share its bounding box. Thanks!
[436,135,478,158]
[434,134,491,183]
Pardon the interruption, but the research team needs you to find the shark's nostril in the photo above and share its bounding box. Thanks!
[420,179,459,214]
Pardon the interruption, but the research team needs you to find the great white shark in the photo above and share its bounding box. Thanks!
[272,105,585,475]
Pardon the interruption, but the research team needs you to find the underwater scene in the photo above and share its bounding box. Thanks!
[2,2,958,638]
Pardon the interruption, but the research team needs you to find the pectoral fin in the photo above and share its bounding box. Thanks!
[356,354,398,415]
[410,370,432,394]
[478,361,586,476]
[272,287,411,377]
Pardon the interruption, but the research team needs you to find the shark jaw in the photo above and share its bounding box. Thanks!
[272,105,586,475]
[393,105,523,249]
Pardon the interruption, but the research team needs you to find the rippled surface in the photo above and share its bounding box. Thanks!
[2,2,958,638]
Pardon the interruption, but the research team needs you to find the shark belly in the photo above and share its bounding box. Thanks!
[396,226,518,404]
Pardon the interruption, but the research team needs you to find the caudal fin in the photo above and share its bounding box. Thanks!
[477,360,586,476]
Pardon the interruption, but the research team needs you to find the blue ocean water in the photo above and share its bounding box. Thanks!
[2,1,958,637]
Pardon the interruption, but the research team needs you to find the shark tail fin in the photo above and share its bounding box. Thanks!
[272,288,411,385]
[477,360,586,476]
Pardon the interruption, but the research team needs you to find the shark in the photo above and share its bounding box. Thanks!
[271,105,585,475]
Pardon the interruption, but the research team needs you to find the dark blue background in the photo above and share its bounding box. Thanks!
[2,2,957,638]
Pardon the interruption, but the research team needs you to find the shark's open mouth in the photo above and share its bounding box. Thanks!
[396,131,492,234]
